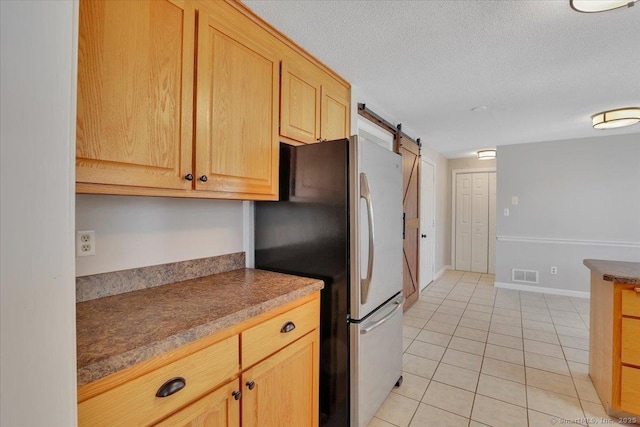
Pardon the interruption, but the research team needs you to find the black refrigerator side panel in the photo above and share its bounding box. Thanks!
[255,141,350,427]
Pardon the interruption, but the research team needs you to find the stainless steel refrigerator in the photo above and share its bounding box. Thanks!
[255,136,403,427]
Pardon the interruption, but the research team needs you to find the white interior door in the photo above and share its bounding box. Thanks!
[420,159,435,290]
[471,173,489,273]
[455,174,472,271]
[455,172,493,274]
[488,172,496,274]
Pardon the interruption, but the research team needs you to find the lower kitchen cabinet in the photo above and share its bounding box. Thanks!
[77,293,320,427]
[242,331,319,427]
[154,380,241,427]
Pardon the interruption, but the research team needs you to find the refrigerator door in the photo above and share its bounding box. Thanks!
[349,293,404,427]
[349,136,403,320]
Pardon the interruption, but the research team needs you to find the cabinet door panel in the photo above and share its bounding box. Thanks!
[76,0,194,190]
[154,380,240,427]
[195,8,279,199]
[321,85,350,141]
[280,61,321,144]
[242,331,319,427]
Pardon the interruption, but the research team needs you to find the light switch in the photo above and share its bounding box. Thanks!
[504,208,510,216]
[511,196,518,205]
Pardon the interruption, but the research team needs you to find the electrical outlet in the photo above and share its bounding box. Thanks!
[76,230,95,256]
[551,266,558,275]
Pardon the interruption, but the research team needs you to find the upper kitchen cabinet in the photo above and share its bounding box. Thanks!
[76,0,349,199]
[76,0,195,192]
[194,1,279,199]
[320,78,351,141]
[280,56,350,145]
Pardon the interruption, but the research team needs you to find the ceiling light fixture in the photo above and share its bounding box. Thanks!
[591,107,640,129]
[471,106,488,112]
[477,149,496,160]
[570,0,637,13]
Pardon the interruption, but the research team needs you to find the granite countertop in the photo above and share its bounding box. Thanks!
[583,259,640,285]
[76,268,323,387]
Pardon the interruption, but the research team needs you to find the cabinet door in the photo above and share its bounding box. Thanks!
[195,5,279,200]
[242,331,319,427]
[76,0,194,190]
[154,380,241,427]
[280,60,322,144]
[320,82,350,141]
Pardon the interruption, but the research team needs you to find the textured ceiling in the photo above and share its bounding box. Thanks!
[243,0,640,158]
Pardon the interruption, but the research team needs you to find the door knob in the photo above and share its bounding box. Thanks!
[421,234,427,238]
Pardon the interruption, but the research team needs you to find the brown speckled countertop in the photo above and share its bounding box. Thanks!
[76,268,323,387]
[583,259,640,285]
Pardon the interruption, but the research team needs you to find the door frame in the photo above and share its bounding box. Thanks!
[419,156,436,292]
[451,167,495,271]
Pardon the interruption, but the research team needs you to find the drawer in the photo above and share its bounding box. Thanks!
[622,318,640,367]
[622,288,640,318]
[621,366,640,416]
[242,298,319,368]
[79,335,239,426]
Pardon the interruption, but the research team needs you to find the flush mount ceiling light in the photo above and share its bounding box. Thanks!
[570,0,637,12]
[477,149,496,160]
[592,107,640,129]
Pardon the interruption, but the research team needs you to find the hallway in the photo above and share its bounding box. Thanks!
[369,270,628,426]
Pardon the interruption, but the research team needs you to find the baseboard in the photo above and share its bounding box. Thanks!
[435,265,452,281]
[494,281,590,299]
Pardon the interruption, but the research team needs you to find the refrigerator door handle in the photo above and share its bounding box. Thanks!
[360,172,375,304]
[360,297,404,334]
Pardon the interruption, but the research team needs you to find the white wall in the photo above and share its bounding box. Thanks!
[76,196,246,277]
[496,134,640,295]
[449,156,496,171]
[1,1,78,425]
[351,86,452,278]
[422,145,452,275]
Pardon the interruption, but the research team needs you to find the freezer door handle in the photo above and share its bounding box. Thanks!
[360,297,404,334]
[360,172,375,304]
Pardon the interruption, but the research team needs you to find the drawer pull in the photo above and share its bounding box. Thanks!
[246,380,255,390]
[280,321,296,333]
[155,377,186,398]
[232,390,242,400]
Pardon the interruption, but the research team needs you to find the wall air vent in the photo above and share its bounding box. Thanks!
[512,269,539,284]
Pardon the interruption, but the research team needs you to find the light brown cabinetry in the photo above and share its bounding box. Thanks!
[242,332,319,427]
[76,0,195,191]
[194,1,279,199]
[77,293,320,427]
[588,271,640,418]
[76,0,350,200]
[280,58,350,145]
[154,380,241,427]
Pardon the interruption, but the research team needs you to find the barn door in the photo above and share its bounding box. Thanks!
[400,136,420,310]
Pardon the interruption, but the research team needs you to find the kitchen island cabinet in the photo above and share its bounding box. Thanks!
[76,269,322,426]
[584,259,640,419]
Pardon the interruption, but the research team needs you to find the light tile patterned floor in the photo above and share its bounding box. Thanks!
[370,270,636,427]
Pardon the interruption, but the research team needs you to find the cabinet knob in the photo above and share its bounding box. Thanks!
[199,175,208,182]
[280,321,296,333]
[184,174,194,181]
[421,234,427,238]
[246,381,255,390]
[155,377,186,398]
[232,390,242,400]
